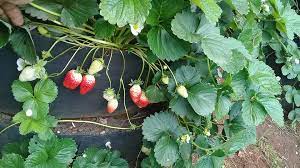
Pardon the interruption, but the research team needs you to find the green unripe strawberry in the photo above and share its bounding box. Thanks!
[88,58,105,75]
[161,74,169,85]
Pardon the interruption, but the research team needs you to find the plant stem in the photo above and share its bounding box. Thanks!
[207,58,217,86]
[161,60,178,86]
[49,47,81,78]
[58,120,132,130]
[48,46,77,63]
[106,50,113,88]
[0,123,18,135]
[118,51,126,95]
[30,2,60,17]
[80,48,95,70]
[121,78,135,128]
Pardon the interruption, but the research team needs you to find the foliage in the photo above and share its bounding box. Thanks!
[0,0,299,167]
[0,136,128,168]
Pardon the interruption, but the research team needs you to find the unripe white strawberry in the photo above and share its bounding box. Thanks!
[176,85,188,98]
[161,75,169,85]
[19,66,37,82]
[107,98,118,113]
[141,146,151,156]
[88,58,105,75]
[103,88,116,101]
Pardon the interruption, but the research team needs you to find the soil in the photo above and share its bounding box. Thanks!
[1,109,299,168]
[225,118,300,168]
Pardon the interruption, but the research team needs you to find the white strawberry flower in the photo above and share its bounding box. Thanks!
[82,154,87,158]
[295,58,299,64]
[19,66,37,82]
[262,4,270,12]
[180,134,191,144]
[105,141,112,149]
[16,58,30,71]
[204,128,211,137]
[130,23,144,36]
[25,109,33,117]
[276,76,281,81]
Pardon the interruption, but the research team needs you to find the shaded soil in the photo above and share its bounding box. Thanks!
[225,118,300,168]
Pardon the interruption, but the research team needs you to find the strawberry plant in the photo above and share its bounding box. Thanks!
[0,136,128,168]
[0,0,299,167]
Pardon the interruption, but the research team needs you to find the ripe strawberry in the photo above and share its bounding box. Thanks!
[88,58,105,75]
[177,85,188,98]
[107,98,118,113]
[80,74,96,95]
[130,84,142,103]
[63,70,82,90]
[136,91,150,108]
[103,88,116,101]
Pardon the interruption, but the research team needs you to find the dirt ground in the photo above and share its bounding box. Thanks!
[225,118,300,168]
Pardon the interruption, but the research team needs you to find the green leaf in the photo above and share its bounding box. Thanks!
[220,127,256,154]
[248,61,281,96]
[0,19,11,48]
[256,93,284,127]
[11,80,34,102]
[171,10,202,43]
[61,0,98,27]
[288,108,300,122]
[230,70,248,100]
[23,98,49,119]
[34,79,58,103]
[175,65,201,86]
[170,97,194,117]
[13,112,57,140]
[0,154,24,168]
[147,0,186,25]
[26,136,77,167]
[142,112,181,142]
[187,83,217,116]
[179,143,192,160]
[194,155,224,168]
[231,0,249,15]
[215,95,231,120]
[141,154,161,168]
[10,28,37,64]
[249,0,261,15]
[99,0,152,27]
[24,0,62,21]
[241,97,267,126]
[145,85,166,103]
[238,15,262,55]
[171,11,219,43]
[73,148,107,168]
[147,26,190,61]
[2,140,29,158]
[191,0,222,23]
[94,19,116,39]
[281,4,300,40]
[154,136,179,167]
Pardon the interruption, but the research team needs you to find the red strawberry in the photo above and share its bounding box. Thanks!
[130,84,142,103]
[63,70,82,90]
[136,91,150,108]
[80,74,96,95]
[107,98,118,113]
